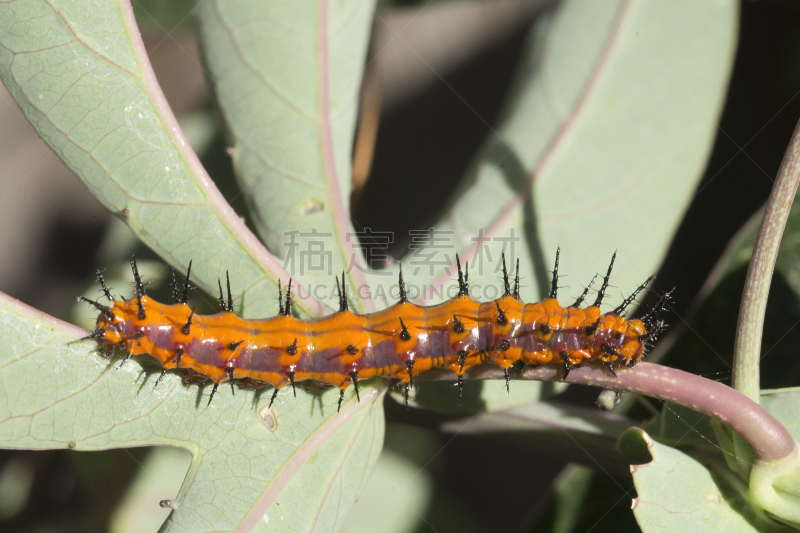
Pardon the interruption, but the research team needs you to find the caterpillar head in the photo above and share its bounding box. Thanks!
[95,301,127,345]
[78,295,126,346]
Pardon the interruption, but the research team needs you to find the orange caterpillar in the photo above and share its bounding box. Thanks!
[81,251,666,410]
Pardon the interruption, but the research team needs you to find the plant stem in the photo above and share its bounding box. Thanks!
[418,362,795,463]
[733,119,800,402]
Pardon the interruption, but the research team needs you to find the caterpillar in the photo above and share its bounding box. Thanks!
[80,250,667,411]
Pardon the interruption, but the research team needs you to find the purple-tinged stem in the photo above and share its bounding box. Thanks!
[733,119,800,402]
[418,362,795,463]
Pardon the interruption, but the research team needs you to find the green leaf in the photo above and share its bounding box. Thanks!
[194,0,377,313]
[525,464,640,533]
[775,203,800,297]
[438,401,636,474]
[0,0,326,318]
[618,427,653,464]
[762,388,800,441]
[110,447,192,533]
[0,293,386,531]
[343,422,480,533]
[629,428,791,533]
[397,0,737,308]
[340,448,433,533]
[752,388,800,527]
[532,465,597,533]
[409,376,566,413]
[642,402,718,450]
